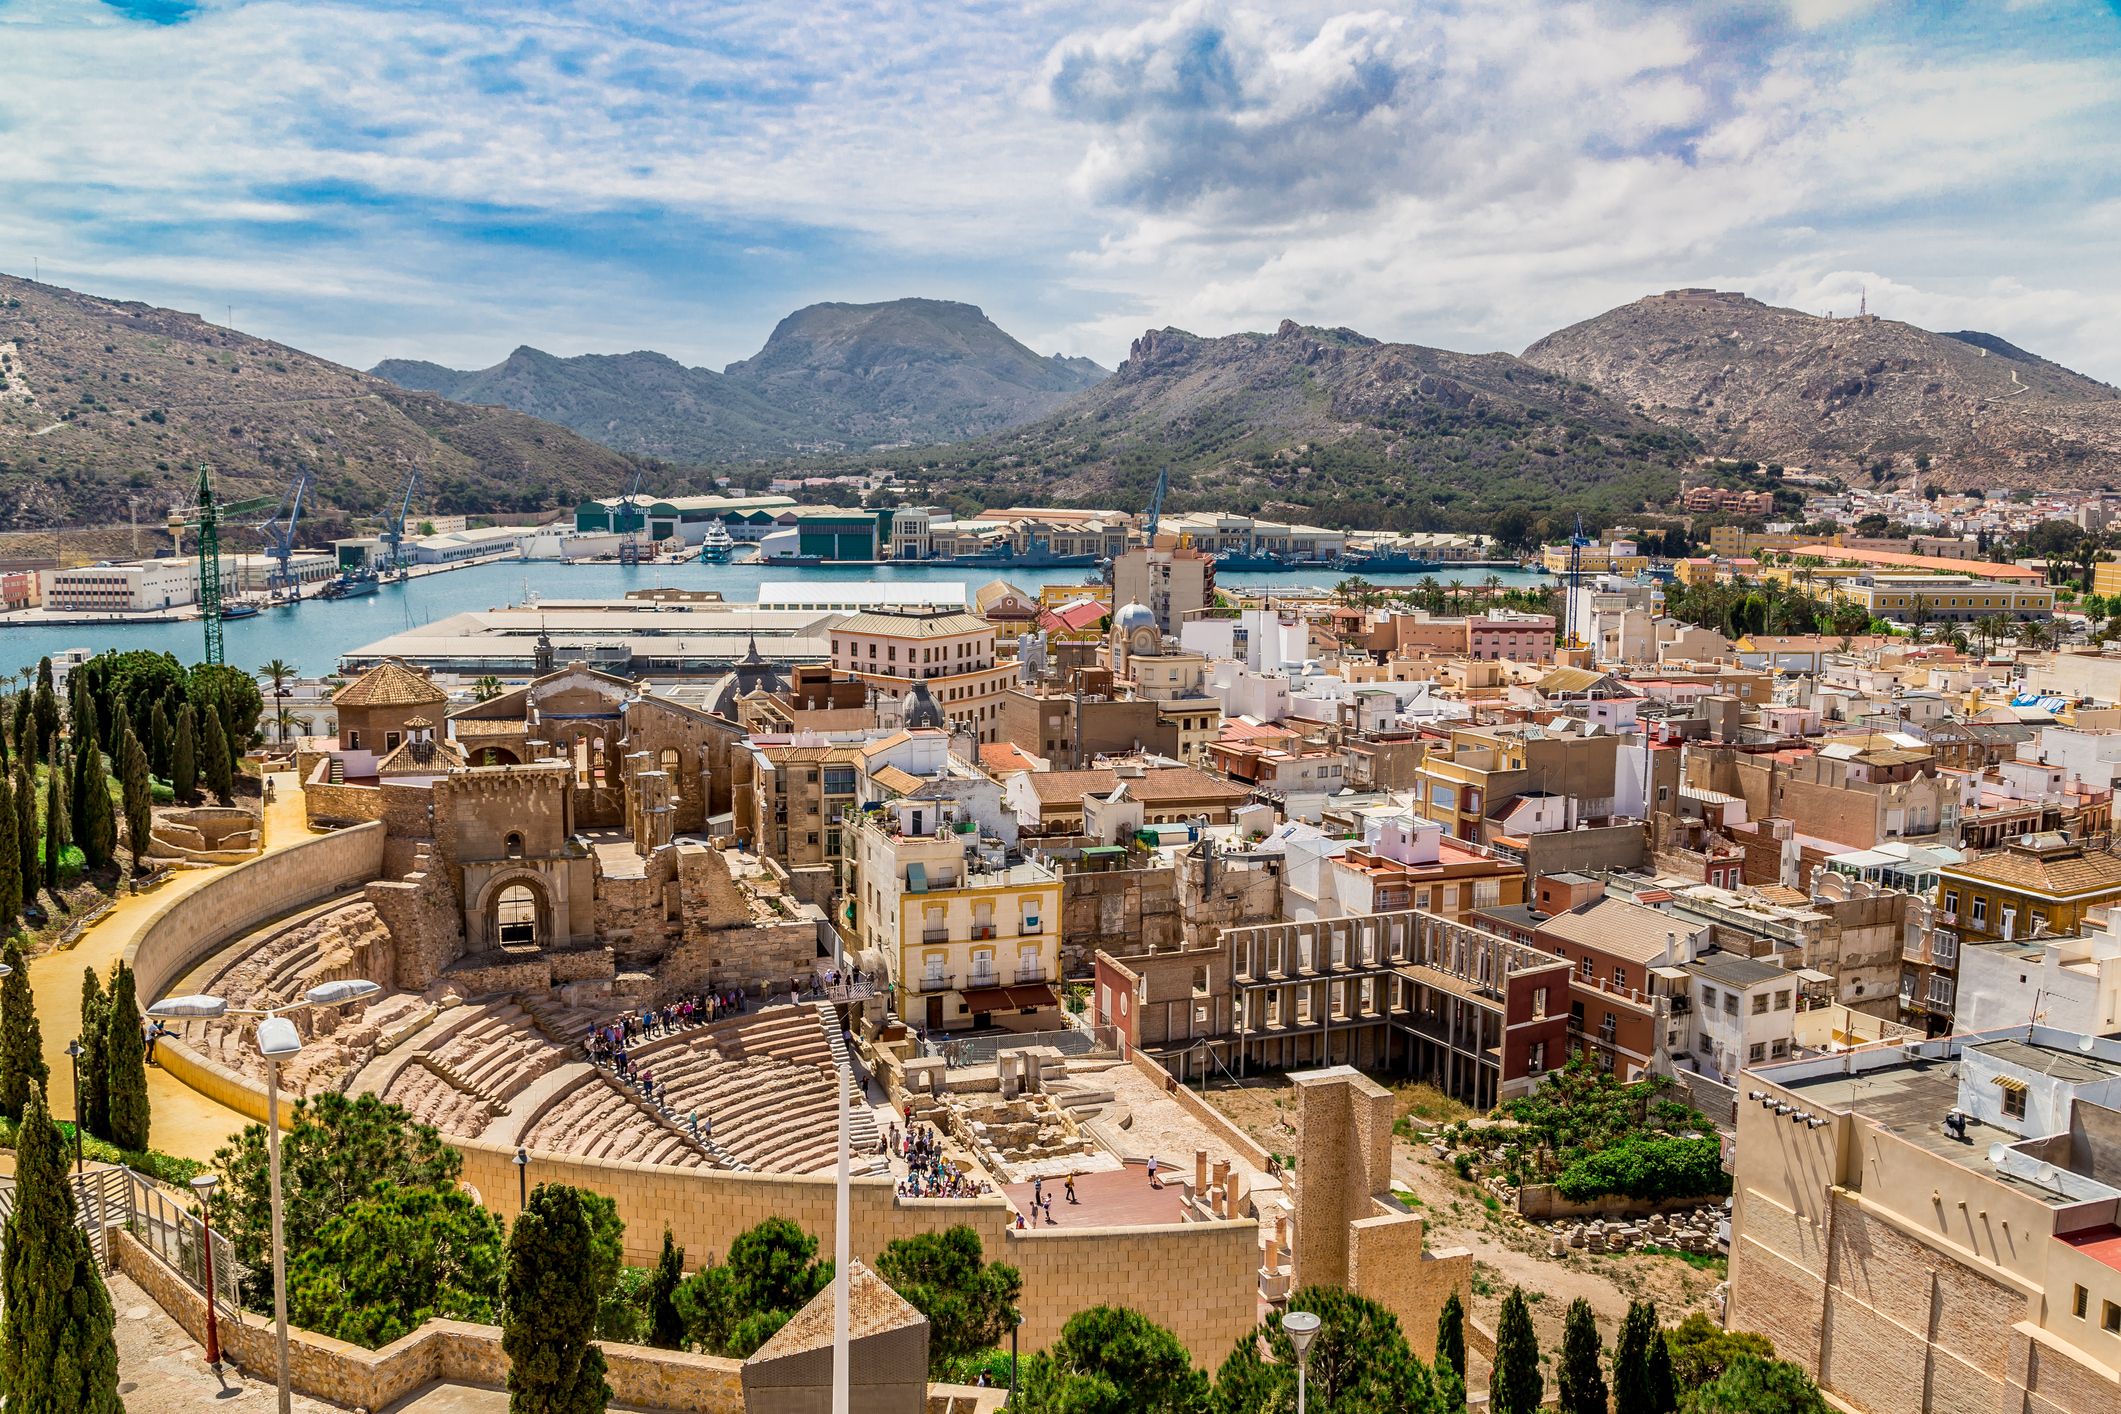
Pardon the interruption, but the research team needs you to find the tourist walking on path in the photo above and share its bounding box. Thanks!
[1065,1174,1077,1204]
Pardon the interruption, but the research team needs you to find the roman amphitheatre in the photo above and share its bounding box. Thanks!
[133,659,1437,1362]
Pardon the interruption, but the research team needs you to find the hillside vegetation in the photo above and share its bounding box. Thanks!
[894,319,1696,532]
[1523,289,2121,489]
[0,274,638,532]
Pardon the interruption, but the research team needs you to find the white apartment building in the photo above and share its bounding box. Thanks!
[43,558,199,612]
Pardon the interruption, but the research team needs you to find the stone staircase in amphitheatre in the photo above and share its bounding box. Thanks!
[407,1052,511,1120]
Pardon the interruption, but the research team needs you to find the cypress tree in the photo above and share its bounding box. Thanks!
[15,761,39,908]
[0,693,10,770]
[0,770,18,936]
[77,967,109,1143]
[12,694,31,769]
[1493,1286,1544,1414]
[43,748,67,896]
[119,728,152,876]
[201,706,233,806]
[75,743,115,874]
[171,703,198,804]
[1613,1301,1659,1414]
[0,1091,124,1413]
[645,1227,686,1350]
[1558,1297,1609,1414]
[0,939,46,1122]
[1645,1324,1676,1414]
[148,700,171,780]
[32,657,58,761]
[1436,1289,1467,1380]
[503,1183,612,1414]
[66,705,94,848]
[104,963,149,1153]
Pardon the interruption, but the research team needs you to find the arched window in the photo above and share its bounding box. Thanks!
[495,884,538,946]
[659,747,681,774]
[504,832,524,859]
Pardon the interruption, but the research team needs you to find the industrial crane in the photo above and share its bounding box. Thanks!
[1143,464,1169,547]
[380,468,421,578]
[256,468,313,603]
[167,465,276,667]
[616,464,648,566]
[1563,512,1592,649]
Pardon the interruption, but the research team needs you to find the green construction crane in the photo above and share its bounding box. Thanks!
[167,464,276,666]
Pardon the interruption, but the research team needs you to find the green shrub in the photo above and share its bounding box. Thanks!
[1555,1135,1728,1203]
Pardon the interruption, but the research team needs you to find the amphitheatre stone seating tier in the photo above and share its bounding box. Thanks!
[518,1076,707,1169]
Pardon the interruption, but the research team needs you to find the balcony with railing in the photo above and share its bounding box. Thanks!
[913,972,957,995]
[1015,962,1049,984]
[971,924,998,941]
[923,927,951,944]
[967,967,1000,990]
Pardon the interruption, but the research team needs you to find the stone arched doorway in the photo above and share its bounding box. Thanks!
[479,873,553,952]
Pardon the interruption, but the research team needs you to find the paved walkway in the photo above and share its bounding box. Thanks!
[33,771,315,1163]
[1000,1160,1188,1229]
[110,1268,345,1412]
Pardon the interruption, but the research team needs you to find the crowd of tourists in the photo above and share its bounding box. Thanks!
[891,1122,988,1198]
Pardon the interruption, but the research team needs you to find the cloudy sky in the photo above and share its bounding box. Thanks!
[3,0,2119,380]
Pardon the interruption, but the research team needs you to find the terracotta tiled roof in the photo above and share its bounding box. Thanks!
[333,659,447,709]
[980,742,1041,773]
[374,735,465,775]
[1945,843,2121,898]
[450,718,525,739]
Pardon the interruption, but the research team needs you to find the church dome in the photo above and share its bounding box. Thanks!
[1114,601,1157,634]
[904,680,946,730]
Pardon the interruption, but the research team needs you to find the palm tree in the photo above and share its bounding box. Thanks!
[473,675,503,703]
[260,658,295,746]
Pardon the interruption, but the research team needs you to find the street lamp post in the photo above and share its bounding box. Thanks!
[1284,1309,1321,1414]
[513,1146,529,1211]
[148,977,381,1414]
[191,1172,222,1370]
[65,1038,84,1176]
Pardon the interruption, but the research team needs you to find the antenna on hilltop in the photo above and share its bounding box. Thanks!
[1859,287,1868,318]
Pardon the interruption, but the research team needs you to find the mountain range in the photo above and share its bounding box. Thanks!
[10,269,2120,547]
[0,273,635,546]
[374,298,1106,462]
[1523,289,2121,488]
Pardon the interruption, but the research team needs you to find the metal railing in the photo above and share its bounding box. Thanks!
[0,1165,245,1319]
[1014,963,1050,984]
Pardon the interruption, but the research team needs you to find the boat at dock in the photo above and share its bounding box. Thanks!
[318,569,381,600]
[699,524,734,563]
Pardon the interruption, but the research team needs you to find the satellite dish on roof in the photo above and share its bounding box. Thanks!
[1986,1143,2008,1165]
[2079,1035,2097,1053]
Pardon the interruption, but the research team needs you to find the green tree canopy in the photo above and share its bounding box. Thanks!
[1664,1313,1774,1393]
[1557,1297,1608,1414]
[0,939,47,1122]
[1679,1356,1827,1414]
[200,706,233,806]
[77,967,110,1142]
[190,663,264,749]
[212,1091,463,1309]
[875,1225,1022,1373]
[644,1229,687,1351]
[1014,1305,1208,1414]
[170,703,198,803]
[1212,1286,1447,1414]
[289,1183,505,1348]
[503,1182,612,1414]
[104,963,149,1152]
[673,1216,833,1357]
[1492,1288,1543,1414]
[0,1092,123,1412]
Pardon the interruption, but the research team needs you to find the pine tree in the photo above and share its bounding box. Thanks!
[104,963,149,1153]
[1493,1287,1544,1414]
[0,940,46,1123]
[171,703,198,804]
[1612,1301,1660,1414]
[77,968,109,1143]
[1558,1297,1609,1414]
[148,700,171,781]
[201,705,233,806]
[43,748,67,897]
[0,1092,124,1413]
[504,1183,612,1414]
[0,770,18,936]
[119,728,152,876]
[14,762,36,910]
[645,1228,686,1350]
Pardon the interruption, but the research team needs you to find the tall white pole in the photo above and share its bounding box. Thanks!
[833,1058,851,1414]
[266,1059,292,1414]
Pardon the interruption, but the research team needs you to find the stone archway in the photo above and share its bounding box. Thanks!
[477,871,554,952]
[471,746,521,767]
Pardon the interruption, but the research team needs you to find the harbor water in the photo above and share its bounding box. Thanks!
[0,558,1551,679]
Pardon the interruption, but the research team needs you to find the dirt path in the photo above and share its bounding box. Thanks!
[1204,1076,1723,1364]
[31,771,315,1162]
